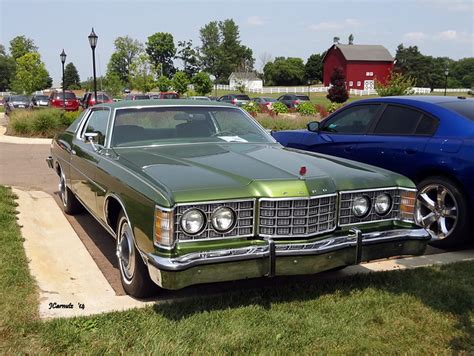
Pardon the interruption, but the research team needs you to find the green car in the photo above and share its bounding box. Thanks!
[47,100,430,297]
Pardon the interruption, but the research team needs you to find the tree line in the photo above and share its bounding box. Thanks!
[1,20,473,95]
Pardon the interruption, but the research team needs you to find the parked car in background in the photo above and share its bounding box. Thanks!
[5,95,31,114]
[252,97,277,109]
[47,99,430,297]
[208,96,219,101]
[124,93,150,100]
[49,90,80,111]
[218,94,251,106]
[277,94,311,108]
[188,96,211,101]
[158,91,179,99]
[273,96,474,248]
[31,94,49,107]
[82,91,113,108]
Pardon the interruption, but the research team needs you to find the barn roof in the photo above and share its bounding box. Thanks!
[324,44,394,62]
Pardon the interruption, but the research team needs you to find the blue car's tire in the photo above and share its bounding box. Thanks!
[415,176,469,249]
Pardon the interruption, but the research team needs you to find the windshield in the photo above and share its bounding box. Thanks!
[439,101,474,121]
[54,92,76,100]
[296,95,310,101]
[111,106,272,147]
[11,95,29,101]
[35,95,49,100]
[235,95,250,100]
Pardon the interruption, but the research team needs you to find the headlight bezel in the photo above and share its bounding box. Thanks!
[180,208,207,235]
[352,195,371,218]
[211,206,236,233]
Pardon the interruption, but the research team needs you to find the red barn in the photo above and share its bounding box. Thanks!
[322,44,394,90]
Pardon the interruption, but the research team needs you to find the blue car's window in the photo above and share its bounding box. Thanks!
[321,104,380,134]
[439,101,474,121]
[374,105,422,135]
[415,115,438,135]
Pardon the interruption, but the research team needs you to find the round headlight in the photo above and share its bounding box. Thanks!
[211,207,235,232]
[352,196,371,217]
[374,193,392,215]
[180,209,206,235]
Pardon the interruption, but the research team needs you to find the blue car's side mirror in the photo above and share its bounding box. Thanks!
[307,121,320,133]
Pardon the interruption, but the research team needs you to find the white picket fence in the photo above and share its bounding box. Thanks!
[214,85,471,97]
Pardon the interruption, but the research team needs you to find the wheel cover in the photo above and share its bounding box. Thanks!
[117,220,136,282]
[415,183,458,240]
[59,171,67,207]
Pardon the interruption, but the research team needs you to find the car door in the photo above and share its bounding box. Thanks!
[356,104,437,177]
[70,107,110,216]
[302,104,382,161]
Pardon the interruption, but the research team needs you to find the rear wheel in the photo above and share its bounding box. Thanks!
[415,176,468,248]
[116,211,157,298]
[58,166,83,215]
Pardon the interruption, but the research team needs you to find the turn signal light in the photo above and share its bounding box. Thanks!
[154,208,175,248]
[400,190,416,222]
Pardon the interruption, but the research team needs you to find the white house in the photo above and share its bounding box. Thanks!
[229,72,263,90]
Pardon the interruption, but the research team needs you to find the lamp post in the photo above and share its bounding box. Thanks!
[60,49,67,109]
[444,68,449,96]
[308,80,311,100]
[88,28,98,103]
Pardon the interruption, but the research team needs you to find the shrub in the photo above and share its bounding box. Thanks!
[315,104,329,119]
[242,101,260,116]
[376,72,415,96]
[271,102,289,114]
[327,67,349,103]
[327,102,344,113]
[256,114,314,131]
[297,102,316,116]
[10,118,31,135]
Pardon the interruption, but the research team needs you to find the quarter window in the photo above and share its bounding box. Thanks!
[374,106,422,135]
[321,104,380,134]
[83,109,109,145]
[415,115,438,135]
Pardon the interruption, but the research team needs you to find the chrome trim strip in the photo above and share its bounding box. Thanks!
[339,187,416,194]
[147,228,430,271]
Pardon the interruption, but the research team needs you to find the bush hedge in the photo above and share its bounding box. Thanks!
[296,102,316,115]
[8,109,81,138]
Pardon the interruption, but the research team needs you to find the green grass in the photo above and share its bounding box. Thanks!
[0,185,473,353]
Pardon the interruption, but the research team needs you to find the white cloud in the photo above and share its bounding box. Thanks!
[247,16,265,26]
[308,18,361,31]
[417,0,472,12]
[435,30,458,40]
[403,32,428,41]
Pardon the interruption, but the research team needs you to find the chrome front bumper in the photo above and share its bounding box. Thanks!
[146,228,430,290]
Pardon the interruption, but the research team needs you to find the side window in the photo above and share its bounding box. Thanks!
[415,115,438,135]
[374,105,422,135]
[321,104,380,134]
[83,109,109,145]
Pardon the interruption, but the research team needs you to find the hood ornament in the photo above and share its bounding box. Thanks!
[299,166,307,179]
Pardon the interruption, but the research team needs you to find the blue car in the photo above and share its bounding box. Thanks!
[273,96,474,248]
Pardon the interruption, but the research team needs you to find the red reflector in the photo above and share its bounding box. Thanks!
[299,166,307,176]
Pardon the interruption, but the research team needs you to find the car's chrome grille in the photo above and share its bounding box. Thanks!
[174,200,255,241]
[339,188,401,226]
[258,195,337,238]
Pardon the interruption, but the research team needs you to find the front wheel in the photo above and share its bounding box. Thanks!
[58,166,83,215]
[116,211,157,298]
[415,176,468,248]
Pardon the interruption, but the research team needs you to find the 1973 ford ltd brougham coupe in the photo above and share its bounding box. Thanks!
[47,100,430,297]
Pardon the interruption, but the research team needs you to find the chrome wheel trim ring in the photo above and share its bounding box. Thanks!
[59,170,67,208]
[116,219,136,283]
[415,183,458,240]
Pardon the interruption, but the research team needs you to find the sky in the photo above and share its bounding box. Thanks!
[1,0,473,86]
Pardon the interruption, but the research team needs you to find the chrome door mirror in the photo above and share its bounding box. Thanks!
[307,121,320,133]
[84,132,99,152]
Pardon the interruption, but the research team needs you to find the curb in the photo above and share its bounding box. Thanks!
[0,113,52,145]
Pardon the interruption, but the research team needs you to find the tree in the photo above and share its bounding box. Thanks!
[305,53,325,83]
[171,71,190,95]
[450,57,474,89]
[264,57,305,86]
[192,72,213,95]
[103,72,123,97]
[176,40,200,78]
[199,19,254,83]
[0,49,16,91]
[107,36,143,86]
[9,36,38,60]
[376,71,414,96]
[10,52,50,94]
[326,67,349,103]
[146,32,176,77]
[156,75,172,92]
[64,62,81,89]
[130,54,157,93]
[258,52,273,72]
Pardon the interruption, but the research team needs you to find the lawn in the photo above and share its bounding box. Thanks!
[0,185,473,353]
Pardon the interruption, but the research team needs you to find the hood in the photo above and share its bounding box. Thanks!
[113,143,412,203]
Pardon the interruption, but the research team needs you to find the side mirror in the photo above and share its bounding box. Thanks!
[84,132,99,151]
[307,121,320,133]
